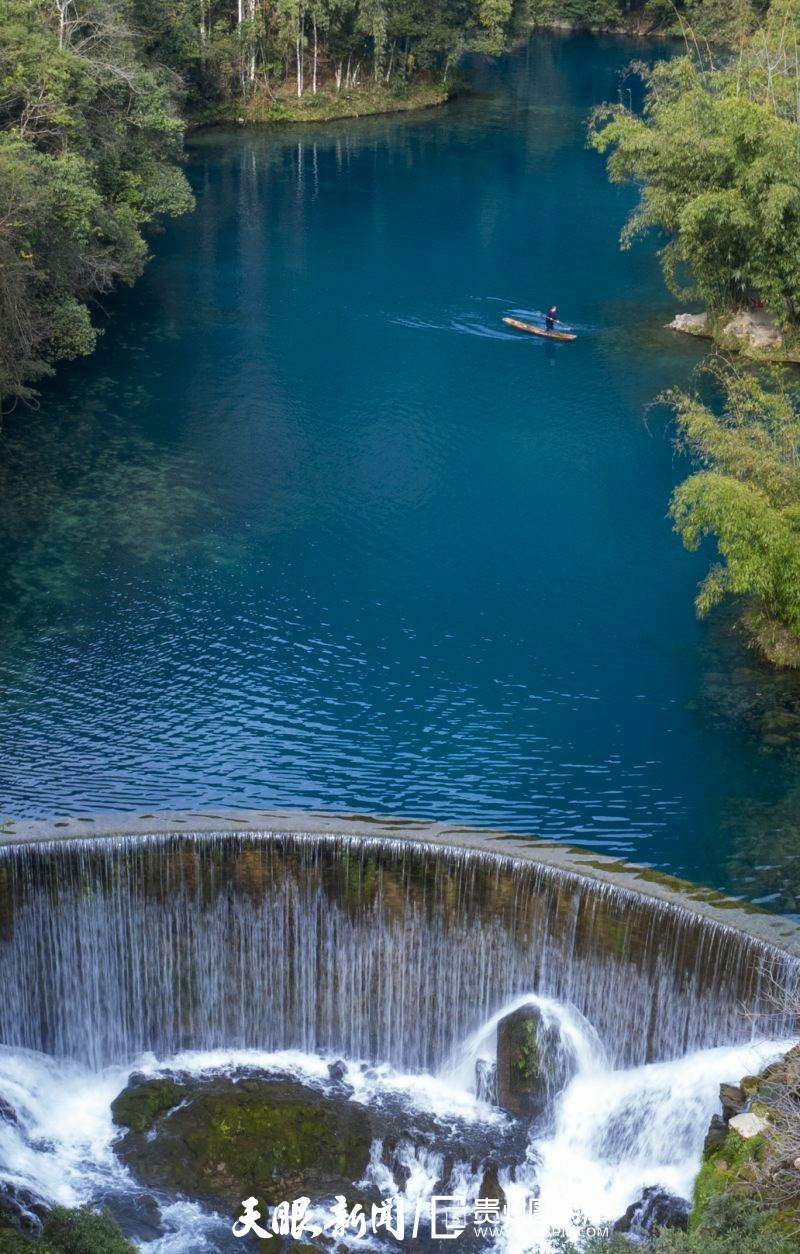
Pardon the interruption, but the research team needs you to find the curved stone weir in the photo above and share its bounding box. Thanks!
[0,829,797,1072]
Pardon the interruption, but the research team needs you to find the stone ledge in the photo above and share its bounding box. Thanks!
[2,807,800,957]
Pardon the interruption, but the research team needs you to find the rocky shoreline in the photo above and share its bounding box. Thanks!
[694,1046,800,1239]
[668,310,800,364]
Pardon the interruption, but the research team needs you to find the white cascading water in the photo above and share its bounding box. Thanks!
[1,1004,795,1252]
[0,833,798,1251]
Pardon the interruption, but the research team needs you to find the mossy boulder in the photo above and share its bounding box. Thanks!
[110,1075,184,1134]
[495,1005,571,1121]
[112,1071,373,1212]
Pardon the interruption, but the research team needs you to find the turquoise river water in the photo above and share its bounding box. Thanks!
[2,33,800,910]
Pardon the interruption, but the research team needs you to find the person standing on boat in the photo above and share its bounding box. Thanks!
[545,304,558,331]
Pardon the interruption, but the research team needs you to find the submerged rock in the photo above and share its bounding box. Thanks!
[112,1071,372,1212]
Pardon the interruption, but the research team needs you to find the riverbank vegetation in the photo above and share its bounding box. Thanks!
[667,361,800,667]
[141,0,530,120]
[558,1198,797,1251]
[0,1205,135,1252]
[0,0,195,410]
[590,2,800,349]
[530,0,765,40]
[591,0,800,665]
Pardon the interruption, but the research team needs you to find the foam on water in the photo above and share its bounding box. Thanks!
[0,1017,795,1253]
[0,833,798,1249]
[0,1048,132,1211]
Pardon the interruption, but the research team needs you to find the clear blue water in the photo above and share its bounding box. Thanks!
[1,33,799,907]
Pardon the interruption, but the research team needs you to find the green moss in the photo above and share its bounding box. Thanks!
[178,1090,368,1195]
[692,1127,766,1230]
[513,1019,542,1087]
[110,1076,183,1133]
[115,1074,372,1210]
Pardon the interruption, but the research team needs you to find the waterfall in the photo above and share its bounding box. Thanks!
[0,831,796,1071]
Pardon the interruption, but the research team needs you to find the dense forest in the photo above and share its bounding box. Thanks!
[0,1,194,406]
[0,0,771,411]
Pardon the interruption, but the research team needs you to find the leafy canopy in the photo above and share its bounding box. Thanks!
[590,4,800,326]
[0,0,193,407]
[666,358,800,653]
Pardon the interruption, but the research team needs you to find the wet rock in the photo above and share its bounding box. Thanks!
[479,1161,506,1210]
[326,1060,354,1098]
[111,1072,185,1133]
[703,1113,728,1154]
[112,1071,373,1213]
[614,1186,690,1234]
[0,1182,47,1237]
[495,1005,571,1121]
[0,1097,19,1127]
[719,1083,746,1122]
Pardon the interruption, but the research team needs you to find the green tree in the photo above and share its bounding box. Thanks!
[0,0,193,409]
[667,358,800,663]
[590,36,800,328]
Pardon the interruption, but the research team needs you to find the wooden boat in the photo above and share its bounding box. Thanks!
[502,316,576,342]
